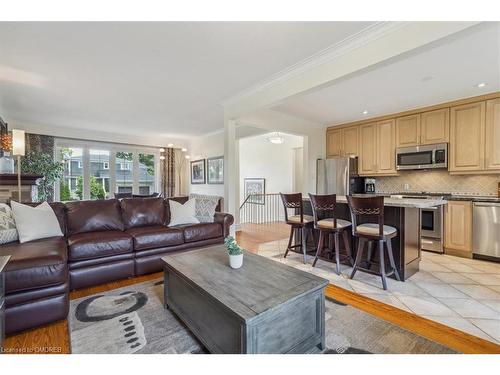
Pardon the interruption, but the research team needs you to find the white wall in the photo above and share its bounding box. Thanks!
[188,132,225,198]
[237,109,325,195]
[239,133,303,205]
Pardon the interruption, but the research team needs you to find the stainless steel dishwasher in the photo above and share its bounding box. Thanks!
[473,202,500,259]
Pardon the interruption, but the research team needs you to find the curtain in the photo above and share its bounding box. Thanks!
[161,147,175,197]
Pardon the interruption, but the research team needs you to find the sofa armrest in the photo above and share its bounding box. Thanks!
[214,212,234,237]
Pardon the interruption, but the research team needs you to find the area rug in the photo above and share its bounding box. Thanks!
[68,278,456,354]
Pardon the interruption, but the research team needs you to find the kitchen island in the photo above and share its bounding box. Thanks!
[302,196,447,280]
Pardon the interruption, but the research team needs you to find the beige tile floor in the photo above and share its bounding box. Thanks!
[256,239,500,344]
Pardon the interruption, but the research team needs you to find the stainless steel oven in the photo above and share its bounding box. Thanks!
[420,206,444,253]
[396,143,447,170]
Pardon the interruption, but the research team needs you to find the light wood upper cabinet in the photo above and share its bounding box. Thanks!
[359,123,377,175]
[444,200,472,253]
[396,114,420,147]
[326,129,342,157]
[342,126,359,156]
[376,119,397,174]
[420,108,449,145]
[449,102,486,172]
[485,98,500,170]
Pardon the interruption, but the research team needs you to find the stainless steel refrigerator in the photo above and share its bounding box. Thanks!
[316,157,361,195]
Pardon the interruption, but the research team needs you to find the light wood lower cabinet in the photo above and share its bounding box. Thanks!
[444,201,472,256]
[485,98,500,170]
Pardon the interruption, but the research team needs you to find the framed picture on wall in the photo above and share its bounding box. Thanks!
[190,159,206,184]
[244,178,266,205]
[207,156,224,184]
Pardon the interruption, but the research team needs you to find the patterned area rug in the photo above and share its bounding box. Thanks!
[68,278,456,354]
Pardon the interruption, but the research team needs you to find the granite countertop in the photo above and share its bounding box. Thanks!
[303,195,447,208]
[445,195,500,203]
[335,195,447,208]
[0,255,10,272]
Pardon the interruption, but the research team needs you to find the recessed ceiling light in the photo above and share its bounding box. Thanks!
[475,82,487,88]
[167,143,174,148]
[362,110,368,115]
[181,148,187,152]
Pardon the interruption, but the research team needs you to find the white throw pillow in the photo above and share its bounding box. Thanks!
[11,201,63,243]
[168,199,200,227]
[0,203,19,244]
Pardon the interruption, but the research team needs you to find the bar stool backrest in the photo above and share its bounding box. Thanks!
[346,195,385,237]
[280,193,303,223]
[308,193,337,228]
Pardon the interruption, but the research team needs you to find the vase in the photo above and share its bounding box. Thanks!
[229,253,243,269]
[0,152,14,173]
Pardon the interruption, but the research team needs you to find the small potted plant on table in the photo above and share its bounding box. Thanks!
[224,236,244,269]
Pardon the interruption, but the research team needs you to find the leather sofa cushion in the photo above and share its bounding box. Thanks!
[182,222,222,243]
[126,225,184,251]
[66,199,123,235]
[0,237,68,293]
[68,230,133,261]
[120,197,165,229]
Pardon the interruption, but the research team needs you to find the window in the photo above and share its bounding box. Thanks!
[60,147,83,201]
[139,153,155,195]
[90,149,110,199]
[56,141,159,201]
[120,162,131,171]
[116,151,134,195]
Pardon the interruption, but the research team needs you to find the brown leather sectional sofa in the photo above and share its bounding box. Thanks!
[0,197,233,334]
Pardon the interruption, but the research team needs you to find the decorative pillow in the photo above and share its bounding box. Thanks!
[0,203,18,244]
[168,198,200,227]
[189,193,220,223]
[10,201,63,243]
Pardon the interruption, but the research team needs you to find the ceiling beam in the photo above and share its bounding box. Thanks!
[223,21,480,118]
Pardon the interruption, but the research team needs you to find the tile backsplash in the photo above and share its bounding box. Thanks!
[375,170,500,196]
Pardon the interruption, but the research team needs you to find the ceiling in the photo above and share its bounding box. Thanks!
[272,22,500,126]
[0,21,375,138]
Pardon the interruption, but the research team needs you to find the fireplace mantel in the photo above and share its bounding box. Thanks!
[0,173,43,202]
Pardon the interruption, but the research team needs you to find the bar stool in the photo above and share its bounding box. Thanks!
[308,194,353,275]
[346,196,401,290]
[280,193,314,264]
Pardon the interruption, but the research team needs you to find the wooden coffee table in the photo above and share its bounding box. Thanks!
[162,245,328,354]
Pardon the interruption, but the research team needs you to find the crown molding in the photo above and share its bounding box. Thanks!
[222,22,407,108]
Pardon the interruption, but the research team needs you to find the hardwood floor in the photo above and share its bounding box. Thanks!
[4,221,500,354]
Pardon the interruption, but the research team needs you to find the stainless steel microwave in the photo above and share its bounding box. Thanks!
[396,143,447,170]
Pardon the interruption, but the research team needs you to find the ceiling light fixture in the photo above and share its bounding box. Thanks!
[167,143,174,148]
[159,148,165,153]
[185,155,191,159]
[267,132,284,144]
[475,82,487,88]
[362,110,368,115]
[181,148,187,152]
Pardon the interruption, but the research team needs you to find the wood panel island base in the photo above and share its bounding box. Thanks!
[162,246,328,354]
